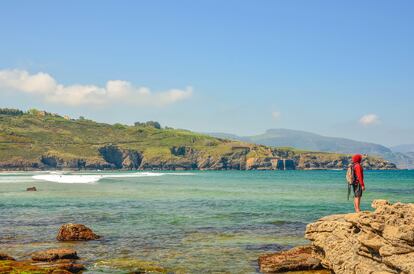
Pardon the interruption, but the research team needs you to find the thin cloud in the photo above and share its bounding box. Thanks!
[272,111,281,120]
[359,114,380,126]
[0,69,193,107]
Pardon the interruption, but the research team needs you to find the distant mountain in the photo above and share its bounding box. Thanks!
[208,129,414,169]
[207,132,250,142]
[391,144,414,153]
[209,129,392,154]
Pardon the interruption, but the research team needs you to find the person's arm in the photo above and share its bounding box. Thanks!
[355,164,365,189]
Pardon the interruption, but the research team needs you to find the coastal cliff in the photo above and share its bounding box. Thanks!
[259,200,414,273]
[0,109,396,171]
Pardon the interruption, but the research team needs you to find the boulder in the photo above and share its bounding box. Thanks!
[45,261,85,273]
[30,260,86,273]
[258,245,324,273]
[32,249,79,261]
[26,186,37,191]
[0,252,15,260]
[305,200,414,274]
[57,223,100,241]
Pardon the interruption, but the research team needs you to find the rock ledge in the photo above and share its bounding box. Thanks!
[305,200,414,274]
[258,245,326,273]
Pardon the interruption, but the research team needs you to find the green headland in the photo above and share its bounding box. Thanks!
[0,108,396,171]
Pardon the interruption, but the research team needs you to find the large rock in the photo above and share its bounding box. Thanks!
[34,260,86,273]
[30,249,85,273]
[32,249,79,261]
[258,245,324,273]
[0,252,15,261]
[57,223,100,241]
[305,200,414,274]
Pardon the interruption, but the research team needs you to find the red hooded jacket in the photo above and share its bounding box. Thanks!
[352,154,364,188]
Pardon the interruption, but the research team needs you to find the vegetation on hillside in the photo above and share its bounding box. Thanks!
[0,108,396,170]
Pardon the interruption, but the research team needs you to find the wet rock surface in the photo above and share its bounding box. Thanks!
[33,260,86,273]
[305,200,414,274]
[0,252,15,261]
[32,249,79,261]
[57,223,100,241]
[0,249,85,273]
[258,245,325,273]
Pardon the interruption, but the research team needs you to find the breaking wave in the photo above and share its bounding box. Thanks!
[32,172,193,184]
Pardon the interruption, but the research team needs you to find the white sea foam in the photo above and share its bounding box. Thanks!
[32,174,101,184]
[167,172,195,176]
[31,172,193,184]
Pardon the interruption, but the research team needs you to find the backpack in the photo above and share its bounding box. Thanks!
[346,164,356,200]
[346,164,356,185]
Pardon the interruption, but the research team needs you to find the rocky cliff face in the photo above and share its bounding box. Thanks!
[98,145,142,169]
[305,200,414,274]
[0,144,396,171]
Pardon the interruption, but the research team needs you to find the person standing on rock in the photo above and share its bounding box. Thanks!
[351,154,365,212]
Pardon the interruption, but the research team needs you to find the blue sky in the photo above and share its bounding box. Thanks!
[0,0,413,146]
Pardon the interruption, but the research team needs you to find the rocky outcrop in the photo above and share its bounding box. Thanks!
[40,155,87,169]
[0,249,85,273]
[40,261,85,273]
[32,249,79,261]
[297,155,397,170]
[36,145,143,170]
[305,200,414,274]
[98,145,124,168]
[258,245,325,273]
[57,223,100,241]
[246,157,278,170]
[159,151,394,171]
[98,145,142,169]
[170,146,193,156]
[360,158,397,170]
[0,253,15,261]
[32,253,86,273]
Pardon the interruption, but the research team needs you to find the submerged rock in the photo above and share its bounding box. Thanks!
[0,258,84,273]
[95,258,168,273]
[258,245,325,273]
[57,223,100,241]
[32,249,79,261]
[30,249,85,273]
[305,200,414,274]
[33,260,86,273]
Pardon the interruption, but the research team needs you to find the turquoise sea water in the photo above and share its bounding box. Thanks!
[1,170,413,273]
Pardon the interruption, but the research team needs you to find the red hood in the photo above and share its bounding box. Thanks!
[352,154,362,163]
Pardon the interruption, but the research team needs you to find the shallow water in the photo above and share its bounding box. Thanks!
[0,170,413,273]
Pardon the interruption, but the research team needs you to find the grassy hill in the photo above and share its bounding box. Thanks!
[0,108,396,170]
